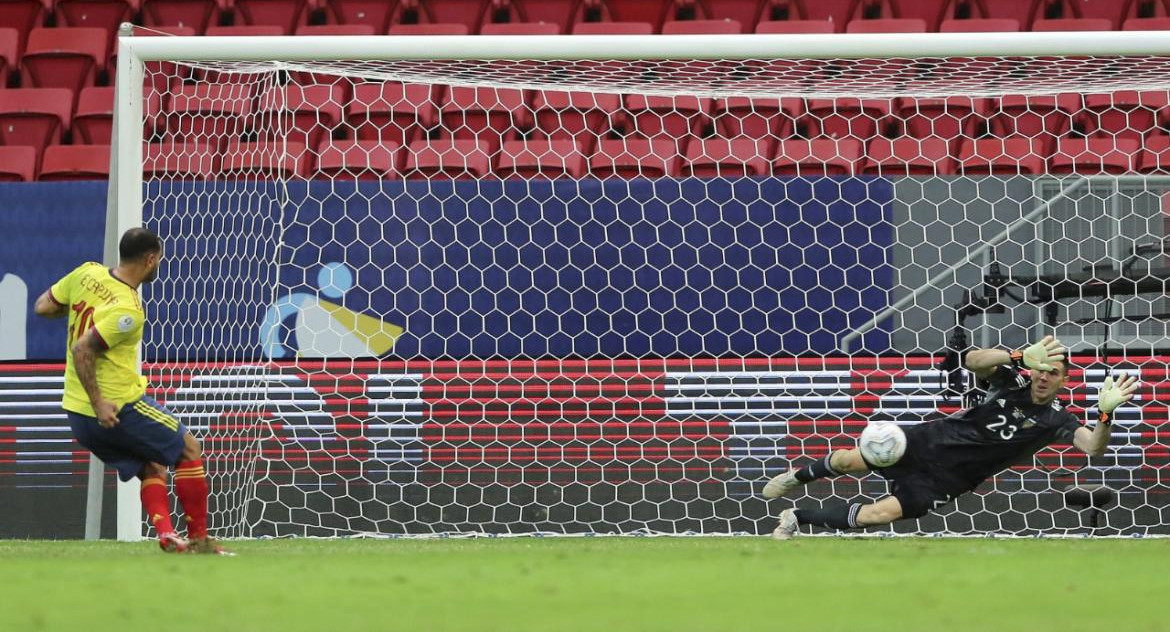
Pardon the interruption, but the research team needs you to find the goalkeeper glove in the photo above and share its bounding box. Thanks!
[1015,335,1065,372]
[1098,373,1139,416]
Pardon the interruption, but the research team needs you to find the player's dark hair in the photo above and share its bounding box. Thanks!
[119,228,162,262]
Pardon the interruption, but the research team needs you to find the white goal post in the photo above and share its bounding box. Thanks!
[105,29,1170,540]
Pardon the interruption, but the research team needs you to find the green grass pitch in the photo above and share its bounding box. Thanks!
[3,537,1166,632]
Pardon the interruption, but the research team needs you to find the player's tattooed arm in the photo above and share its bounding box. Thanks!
[33,289,67,318]
[72,328,119,428]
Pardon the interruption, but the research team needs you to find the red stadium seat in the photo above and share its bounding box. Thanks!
[295,24,378,35]
[348,81,438,146]
[623,94,712,142]
[1123,17,1170,30]
[1080,91,1170,140]
[323,0,398,31]
[773,138,862,175]
[496,139,587,179]
[403,139,493,180]
[205,25,285,36]
[53,0,133,47]
[956,137,1047,175]
[72,86,114,143]
[1074,0,1151,30]
[161,83,256,140]
[39,144,111,180]
[754,19,835,33]
[895,96,988,142]
[439,86,530,151]
[796,0,862,27]
[803,98,891,140]
[143,141,219,178]
[712,97,800,141]
[681,136,771,178]
[1032,18,1113,31]
[862,137,955,175]
[661,18,743,33]
[938,18,1020,32]
[386,23,471,35]
[702,0,767,31]
[0,88,73,159]
[141,0,220,34]
[1049,138,1139,174]
[407,0,491,33]
[0,146,38,182]
[978,0,1042,30]
[0,28,17,83]
[512,0,581,33]
[234,0,309,34]
[1138,135,1170,173]
[899,0,951,29]
[592,0,669,30]
[480,22,561,35]
[588,137,678,178]
[531,91,620,153]
[845,18,926,33]
[0,0,46,59]
[989,94,1082,139]
[570,21,655,34]
[221,140,310,178]
[315,139,401,179]
[257,84,345,148]
[21,28,108,96]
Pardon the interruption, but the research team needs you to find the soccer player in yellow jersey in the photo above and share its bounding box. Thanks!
[33,228,229,555]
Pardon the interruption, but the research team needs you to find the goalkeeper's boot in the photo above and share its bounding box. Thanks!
[158,532,189,554]
[189,536,235,556]
[771,509,799,540]
[762,470,802,499]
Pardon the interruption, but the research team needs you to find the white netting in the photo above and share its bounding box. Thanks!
[133,46,1170,537]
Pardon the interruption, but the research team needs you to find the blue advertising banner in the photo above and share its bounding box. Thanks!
[4,177,895,361]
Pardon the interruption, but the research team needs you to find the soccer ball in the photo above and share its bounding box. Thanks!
[858,422,906,468]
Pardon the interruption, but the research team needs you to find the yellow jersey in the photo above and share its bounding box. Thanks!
[50,262,148,416]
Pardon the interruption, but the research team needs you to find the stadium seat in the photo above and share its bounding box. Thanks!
[479,22,561,35]
[895,96,988,142]
[1049,138,1139,174]
[439,86,530,151]
[803,98,891,140]
[386,23,471,35]
[845,18,926,33]
[754,20,836,33]
[956,137,1047,175]
[701,0,767,30]
[1137,135,1170,173]
[623,94,712,141]
[681,137,771,178]
[221,140,310,178]
[531,91,621,153]
[938,18,1020,32]
[588,138,678,178]
[0,88,73,159]
[591,0,669,30]
[205,25,286,36]
[21,28,108,96]
[1123,17,1170,30]
[234,0,310,34]
[988,94,1082,139]
[0,146,37,182]
[1031,18,1113,31]
[0,0,46,59]
[323,0,399,32]
[405,0,491,33]
[72,86,114,144]
[509,0,582,33]
[862,137,955,175]
[39,144,111,180]
[899,0,952,29]
[403,139,493,180]
[495,139,587,179]
[1078,0,1152,30]
[295,24,378,35]
[141,0,220,34]
[660,18,744,34]
[348,81,438,146]
[712,97,800,141]
[257,84,345,148]
[161,83,256,140]
[570,21,655,34]
[797,0,864,27]
[978,0,1042,30]
[773,138,862,176]
[315,139,401,179]
[143,141,219,178]
[0,28,17,84]
[53,0,133,47]
[1080,91,1170,140]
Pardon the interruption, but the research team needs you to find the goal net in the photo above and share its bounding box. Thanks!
[118,32,1170,538]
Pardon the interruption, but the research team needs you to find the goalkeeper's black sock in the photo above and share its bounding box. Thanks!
[794,503,862,530]
[794,453,841,483]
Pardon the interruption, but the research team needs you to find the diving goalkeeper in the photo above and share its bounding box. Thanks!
[763,336,1138,539]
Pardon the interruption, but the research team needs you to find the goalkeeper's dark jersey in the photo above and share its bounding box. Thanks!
[905,366,1083,488]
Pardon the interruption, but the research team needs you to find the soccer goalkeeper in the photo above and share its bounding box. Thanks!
[763,336,1138,539]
